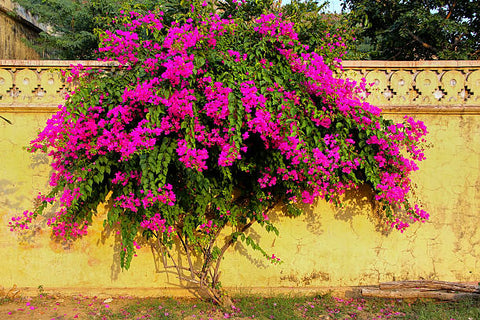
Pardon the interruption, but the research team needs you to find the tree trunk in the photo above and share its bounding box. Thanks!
[202,285,235,309]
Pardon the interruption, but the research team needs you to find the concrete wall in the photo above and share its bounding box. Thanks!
[0,60,479,296]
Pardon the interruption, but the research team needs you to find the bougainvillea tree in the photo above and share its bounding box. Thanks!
[11,0,428,306]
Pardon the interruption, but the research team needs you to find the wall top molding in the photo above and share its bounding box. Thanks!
[0,60,479,114]
[341,60,480,68]
[0,60,117,67]
[3,59,478,68]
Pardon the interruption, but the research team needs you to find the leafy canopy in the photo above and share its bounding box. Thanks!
[344,0,480,60]
[11,0,428,304]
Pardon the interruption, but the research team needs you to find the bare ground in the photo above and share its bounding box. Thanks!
[0,294,181,320]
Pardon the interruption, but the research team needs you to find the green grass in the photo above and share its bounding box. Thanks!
[0,297,11,306]
[86,294,480,320]
[400,299,480,320]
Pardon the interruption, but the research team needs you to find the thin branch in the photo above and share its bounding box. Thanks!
[198,220,225,288]
[177,231,196,279]
[407,30,439,53]
[160,240,186,282]
[161,264,193,272]
[446,1,456,20]
[0,115,12,124]
[178,276,200,284]
[211,217,257,286]
[213,270,222,286]
[211,202,278,284]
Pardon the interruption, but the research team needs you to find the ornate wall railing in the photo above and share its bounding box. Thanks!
[341,60,480,114]
[0,60,114,112]
[1,60,479,114]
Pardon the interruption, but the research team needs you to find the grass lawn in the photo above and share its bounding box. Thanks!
[1,292,480,319]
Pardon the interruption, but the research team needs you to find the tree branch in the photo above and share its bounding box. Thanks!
[407,30,439,53]
[160,239,199,284]
[446,1,456,20]
[211,217,257,286]
[0,115,12,124]
[177,231,196,279]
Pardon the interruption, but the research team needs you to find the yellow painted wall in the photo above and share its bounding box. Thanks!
[0,61,479,296]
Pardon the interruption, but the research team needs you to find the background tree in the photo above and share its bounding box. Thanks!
[281,0,369,61]
[12,0,158,59]
[344,0,480,60]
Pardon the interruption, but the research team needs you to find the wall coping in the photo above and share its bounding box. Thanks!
[0,60,117,67]
[341,60,480,68]
[2,59,479,68]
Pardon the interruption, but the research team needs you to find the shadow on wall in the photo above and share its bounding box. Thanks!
[0,179,28,216]
[0,179,42,245]
[334,185,393,236]
[9,176,395,289]
[232,228,270,269]
[30,153,50,169]
[271,184,393,237]
[99,220,122,282]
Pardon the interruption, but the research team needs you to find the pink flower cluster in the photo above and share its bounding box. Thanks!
[9,210,35,231]
[176,139,209,172]
[140,213,174,235]
[254,13,298,44]
[203,81,232,124]
[198,220,217,234]
[114,184,176,212]
[112,171,141,186]
[249,12,428,229]
[15,6,429,253]
[269,253,281,264]
[47,208,89,240]
[140,184,176,208]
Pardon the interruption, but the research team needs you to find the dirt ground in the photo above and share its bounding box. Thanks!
[4,288,478,320]
[0,293,243,320]
[0,294,162,320]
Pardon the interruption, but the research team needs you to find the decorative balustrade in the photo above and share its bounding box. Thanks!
[0,60,114,112]
[0,60,479,114]
[341,60,480,114]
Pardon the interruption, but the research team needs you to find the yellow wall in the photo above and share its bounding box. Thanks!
[0,61,479,296]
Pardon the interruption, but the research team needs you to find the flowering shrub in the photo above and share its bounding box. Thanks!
[11,0,427,306]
